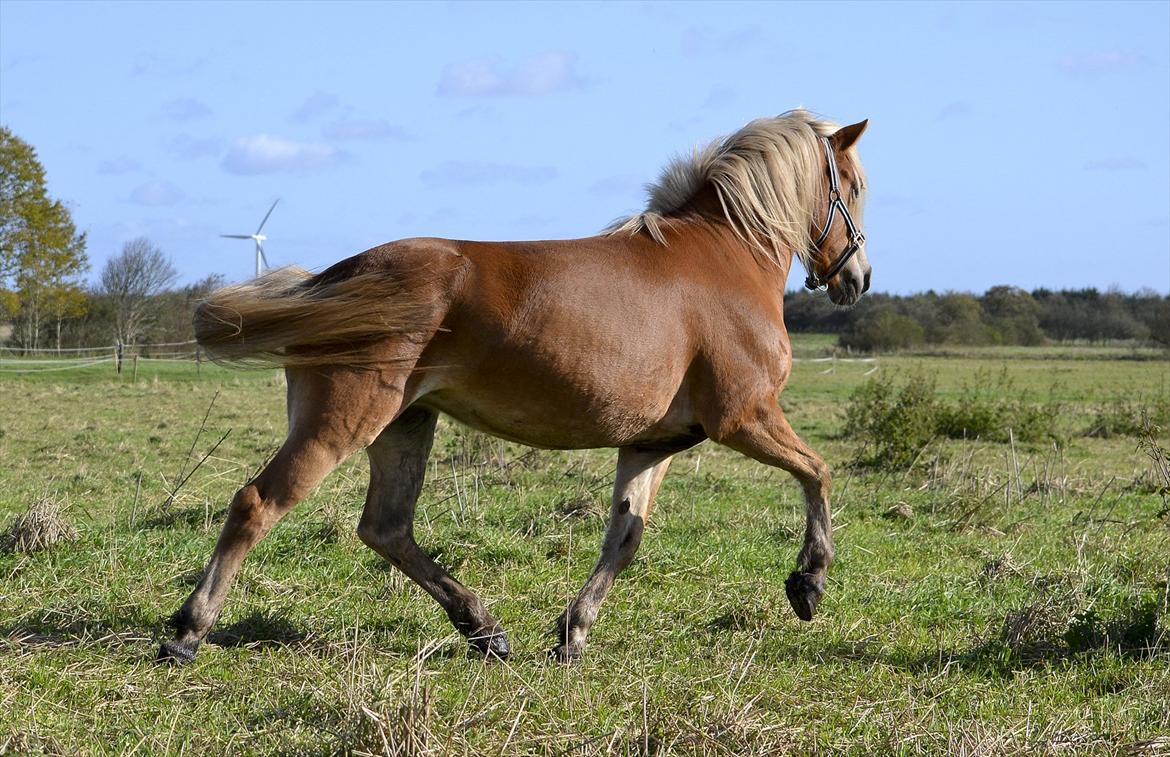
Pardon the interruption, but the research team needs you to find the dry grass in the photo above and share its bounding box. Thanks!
[2,497,78,553]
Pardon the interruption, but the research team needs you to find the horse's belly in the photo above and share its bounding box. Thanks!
[414,367,695,450]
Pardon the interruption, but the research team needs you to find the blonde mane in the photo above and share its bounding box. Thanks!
[606,110,850,269]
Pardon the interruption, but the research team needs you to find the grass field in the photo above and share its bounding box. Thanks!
[1,338,1168,754]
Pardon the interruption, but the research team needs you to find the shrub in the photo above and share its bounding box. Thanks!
[843,372,939,469]
[1084,396,1170,439]
[935,369,1009,441]
[936,369,1060,444]
[843,370,1064,470]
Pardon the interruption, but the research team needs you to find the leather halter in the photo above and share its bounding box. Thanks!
[804,137,865,290]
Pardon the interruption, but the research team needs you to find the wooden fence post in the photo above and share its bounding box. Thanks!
[115,341,123,374]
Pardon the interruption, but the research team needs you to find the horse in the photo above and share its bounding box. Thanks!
[158,109,872,664]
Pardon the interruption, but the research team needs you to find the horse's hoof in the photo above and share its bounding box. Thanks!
[551,643,583,664]
[469,629,510,660]
[785,571,823,621]
[156,639,199,665]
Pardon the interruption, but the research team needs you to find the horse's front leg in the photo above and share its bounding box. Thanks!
[553,447,673,662]
[715,401,833,621]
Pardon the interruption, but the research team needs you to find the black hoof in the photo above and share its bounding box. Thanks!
[550,643,583,664]
[468,629,510,660]
[156,639,199,665]
[785,571,823,621]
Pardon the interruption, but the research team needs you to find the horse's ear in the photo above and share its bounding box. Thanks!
[831,119,869,150]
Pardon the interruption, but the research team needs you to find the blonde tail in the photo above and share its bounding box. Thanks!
[194,266,438,367]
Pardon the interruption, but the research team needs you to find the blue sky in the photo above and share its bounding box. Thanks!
[1,0,1167,293]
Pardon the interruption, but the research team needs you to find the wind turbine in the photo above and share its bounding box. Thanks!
[221,199,279,278]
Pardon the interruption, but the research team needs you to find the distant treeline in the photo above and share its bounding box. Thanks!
[784,286,1170,351]
[6,281,1168,353]
[53,274,224,349]
[2,271,223,351]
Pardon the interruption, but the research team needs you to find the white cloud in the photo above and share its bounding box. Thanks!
[289,91,339,122]
[129,180,184,206]
[168,134,222,159]
[701,85,736,110]
[588,175,641,197]
[1084,157,1146,172]
[130,52,206,78]
[667,114,704,132]
[936,101,974,120]
[1060,50,1146,76]
[681,27,761,57]
[511,213,556,230]
[437,52,586,97]
[162,97,212,121]
[98,155,141,175]
[454,104,499,120]
[323,118,413,141]
[419,161,557,188]
[221,134,344,175]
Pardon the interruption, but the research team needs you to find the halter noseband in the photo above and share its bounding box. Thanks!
[804,137,865,290]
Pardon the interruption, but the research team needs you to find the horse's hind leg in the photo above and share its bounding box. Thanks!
[553,447,674,662]
[357,407,510,658]
[715,402,833,621]
[158,369,397,664]
[158,435,353,663]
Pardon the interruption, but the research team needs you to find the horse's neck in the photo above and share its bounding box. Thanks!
[680,185,798,289]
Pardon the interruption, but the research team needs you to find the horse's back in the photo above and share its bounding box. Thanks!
[320,232,787,450]
[399,236,695,447]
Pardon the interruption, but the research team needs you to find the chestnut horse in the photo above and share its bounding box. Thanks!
[159,110,871,664]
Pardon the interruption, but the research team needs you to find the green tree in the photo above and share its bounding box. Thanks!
[981,285,1044,345]
[840,305,925,352]
[931,292,991,345]
[0,126,89,349]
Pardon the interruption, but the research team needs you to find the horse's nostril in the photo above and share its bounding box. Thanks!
[862,269,872,293]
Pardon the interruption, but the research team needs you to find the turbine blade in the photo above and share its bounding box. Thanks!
[260,246,270,270]
[255,198,279,234]
[220,234,251,239]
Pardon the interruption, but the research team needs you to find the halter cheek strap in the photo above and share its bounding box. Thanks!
[805,137,866,290]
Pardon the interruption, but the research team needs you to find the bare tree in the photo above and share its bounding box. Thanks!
[99,237,178,344]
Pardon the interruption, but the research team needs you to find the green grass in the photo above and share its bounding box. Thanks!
[2,338,1168,754]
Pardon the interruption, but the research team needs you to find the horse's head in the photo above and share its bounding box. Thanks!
[805,119,871,306]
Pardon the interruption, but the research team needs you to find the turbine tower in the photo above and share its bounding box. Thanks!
[221,199,279,278]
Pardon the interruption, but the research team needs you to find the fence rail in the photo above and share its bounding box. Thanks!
[0,340,204,375]
[1,343,879,377]
[0,339,197,355]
